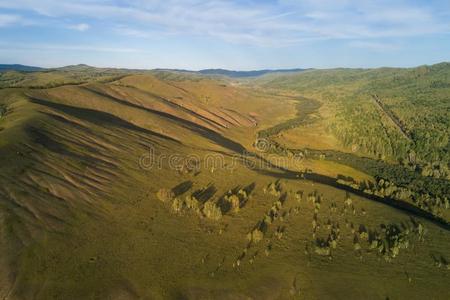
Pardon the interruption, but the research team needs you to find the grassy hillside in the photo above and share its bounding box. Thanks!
[0,66,449,299]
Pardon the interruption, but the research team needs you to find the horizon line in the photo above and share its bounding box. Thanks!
[1,61,450,73]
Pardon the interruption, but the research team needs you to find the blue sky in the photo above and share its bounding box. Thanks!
[0,0,449,70]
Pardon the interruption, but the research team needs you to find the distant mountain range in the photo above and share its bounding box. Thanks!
[0,64,45,72]
[154,68,308,78]
[196,68,308,77]
[0,64,307,77]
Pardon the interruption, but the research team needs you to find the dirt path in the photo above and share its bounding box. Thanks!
[371,95,412,142]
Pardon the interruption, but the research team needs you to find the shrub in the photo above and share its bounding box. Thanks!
[295,190,303,202]
[369,239,380,249]
[312,219,317,230]
[307,193,316,203]
[360,231,369,240]
[171,198,184,213]
[237,189,248,200]
[314,239,331,256]
[226,194,240,212]
[359,225,369,240]
[0,105,6,118]
[344,196,352,207]
[330,202,337,212]
[274,226,284,240]
[353,235,361,251]
[267,182,281,196]
[203,201,222,220]
[326,219,332,230]
[185,195,200,213]
[247,228,264,244]
[263,213,273,225]
[157,188,175,202]
[391,245,400,258]
[415,222,425,240]
[314,246,330,256]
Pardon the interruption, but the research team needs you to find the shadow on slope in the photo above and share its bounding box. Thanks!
[28,96,180,144]
[74,87,247,153]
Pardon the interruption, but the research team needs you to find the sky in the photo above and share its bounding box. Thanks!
[0,0,449,70]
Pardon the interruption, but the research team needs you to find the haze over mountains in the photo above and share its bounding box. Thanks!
[0,64,308,78]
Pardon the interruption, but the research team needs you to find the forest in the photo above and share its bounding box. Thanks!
[257,63,450,181]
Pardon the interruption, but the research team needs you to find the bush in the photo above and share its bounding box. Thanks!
[353,235,361,251]
[157,188,175,202]
[315,246,330,256]
[295,190,303,202]
[0,105,6,118]
[329,239,337,249]
[237,189,248,200]
[247,228,264,244]
[267,182,281,196]
[263,213,273,225]
[171,198,184,213]
[222,187,251,214]
[185,195,200,213]
[203,201,222,220]
[274,227,284,239]
[344,196,352,207]
[369,239,379,249]
[227,194,240,212]
[307,193,316,203]
[359,225,368,240]
[360,231,369,241]
[314,239,331,256]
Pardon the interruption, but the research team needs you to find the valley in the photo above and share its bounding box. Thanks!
[0,65,449,299]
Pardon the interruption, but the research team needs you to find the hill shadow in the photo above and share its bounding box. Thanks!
[80,86,246,153]
[29,96,181,144]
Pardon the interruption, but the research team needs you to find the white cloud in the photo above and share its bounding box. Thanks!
[0,0,448,46]
[0,42,145,53]
[114,26,158,38]
[0,14,21,27]
[349,41,401,52]
[69,23,90,31]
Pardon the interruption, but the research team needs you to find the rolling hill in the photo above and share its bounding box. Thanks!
[0,64,449,299]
